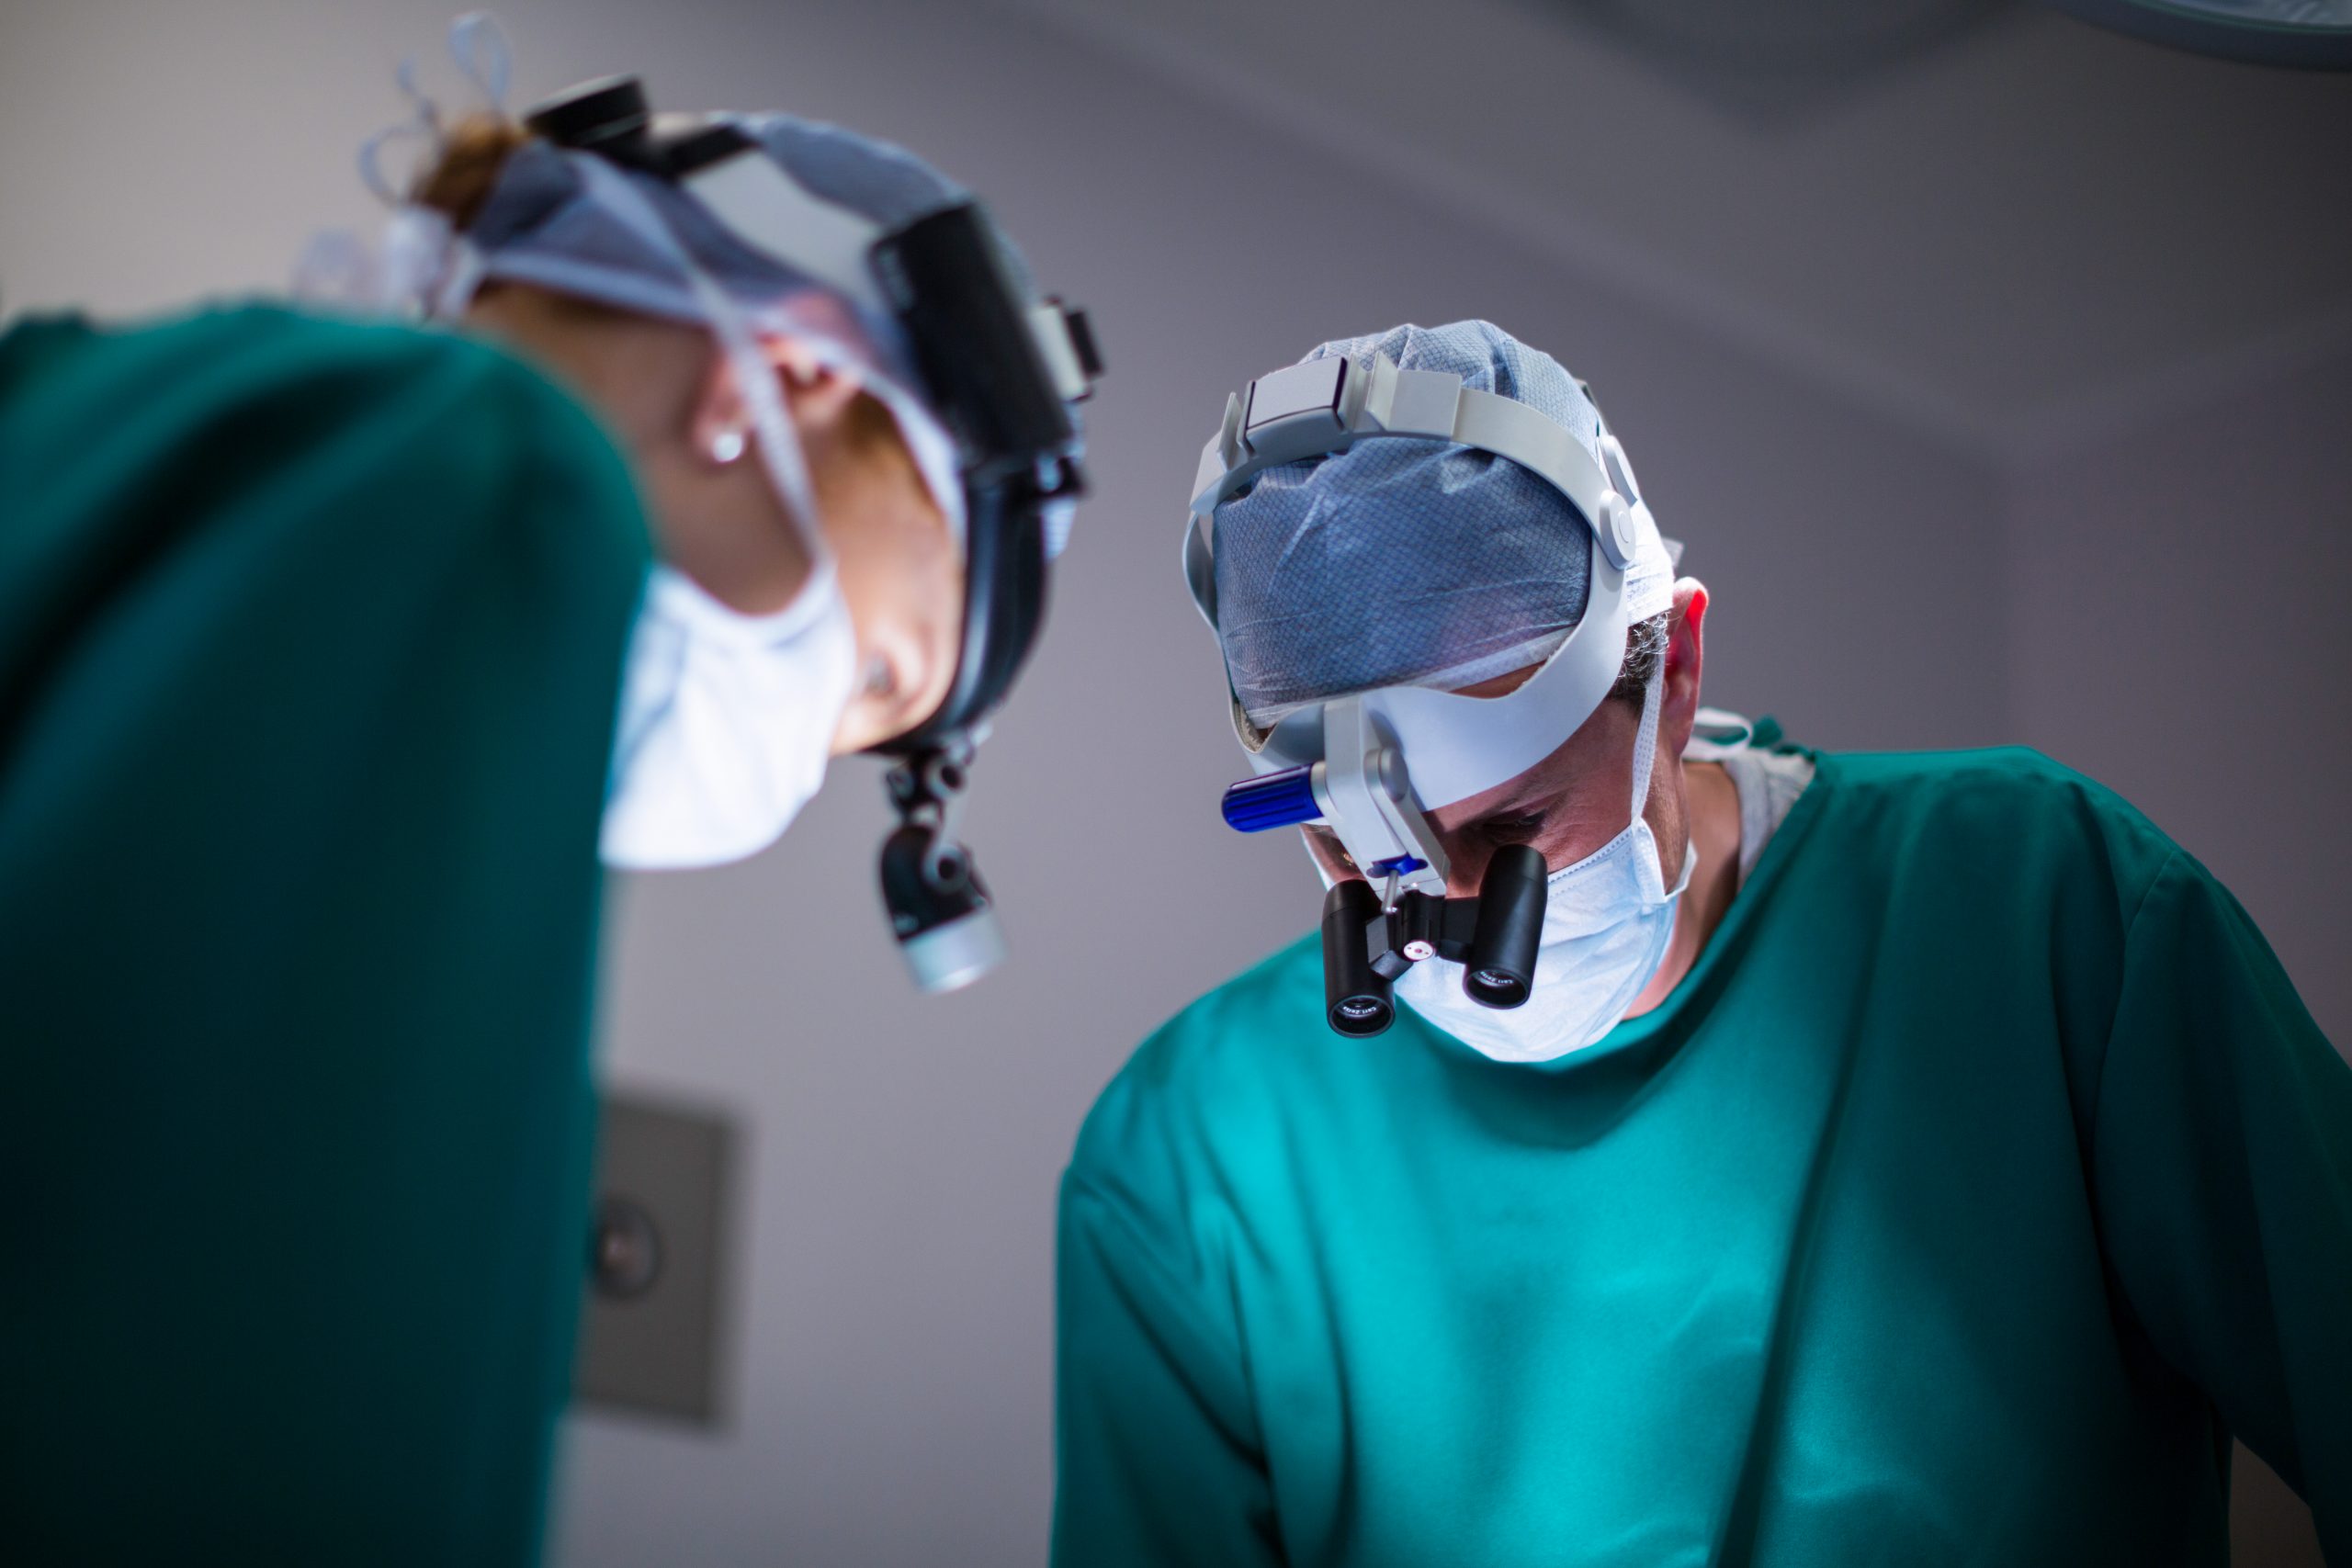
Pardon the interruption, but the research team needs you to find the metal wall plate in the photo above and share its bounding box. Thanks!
[573,1089,741,1427]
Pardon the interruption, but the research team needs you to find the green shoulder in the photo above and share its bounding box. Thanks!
[1069,932,1332,1195]
[0,303,648,580]
[1820,743,2182,908]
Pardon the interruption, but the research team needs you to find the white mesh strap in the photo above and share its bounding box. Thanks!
[1232,529,1630,811]
[1365,578,1627,808]
[683,150,886,314]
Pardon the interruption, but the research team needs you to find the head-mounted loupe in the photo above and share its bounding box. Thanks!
[1183,350,1657,1034]
[526,77,1102,994]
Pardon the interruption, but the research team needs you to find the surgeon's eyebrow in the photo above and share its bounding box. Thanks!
[1463,807,1549,845]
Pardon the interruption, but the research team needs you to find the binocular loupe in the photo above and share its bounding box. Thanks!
[1317,844,1547,1037]
[1222,718,1549,1037]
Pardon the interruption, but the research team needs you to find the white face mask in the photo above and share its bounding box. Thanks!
[548,156,895,874]
[599,562,857,870]
[1396,665,1694,1063]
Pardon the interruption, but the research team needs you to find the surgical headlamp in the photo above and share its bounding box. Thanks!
[1184,350,1657,1035]
[525,77,1102,996]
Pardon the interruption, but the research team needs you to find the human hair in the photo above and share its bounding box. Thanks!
[409,113,534,230]
[1607,611,1670,706]
[403,114,659,332]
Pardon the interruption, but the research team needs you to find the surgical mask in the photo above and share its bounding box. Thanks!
[564,154,867,872]
[600,562,858,870]
[1396,666,1694,1063]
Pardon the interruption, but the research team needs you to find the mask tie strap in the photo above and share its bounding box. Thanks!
[1629,656,1693,904]
[566,153,836,587]
[1629,658,1663,826]
[405,13,510,319]
[356,63,437,209]
[447,11,513,114]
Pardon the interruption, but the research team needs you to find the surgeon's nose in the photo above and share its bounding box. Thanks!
[1441,840,1493,900]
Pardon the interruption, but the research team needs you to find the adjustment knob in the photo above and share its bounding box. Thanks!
[1221,766,1324,832]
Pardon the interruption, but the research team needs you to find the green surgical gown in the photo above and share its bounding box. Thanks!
[0,307,649,1562]
[1055,745,2352,1566]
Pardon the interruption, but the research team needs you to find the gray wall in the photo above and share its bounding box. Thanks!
[2010,348,2352,1045]
[0,1,2340,1564]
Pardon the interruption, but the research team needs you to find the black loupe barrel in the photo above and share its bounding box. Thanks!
[1321,880,1394,1037]
[1464,845,1546,1009]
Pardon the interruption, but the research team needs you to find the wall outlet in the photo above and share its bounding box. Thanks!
[572,1089,741,1427]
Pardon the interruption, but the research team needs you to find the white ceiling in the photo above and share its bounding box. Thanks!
[1011,0,2352,457]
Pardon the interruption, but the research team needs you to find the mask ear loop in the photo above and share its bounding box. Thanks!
[1629,654,1664,827]
[1628,653,1697,904]
[1632,651,1700,903]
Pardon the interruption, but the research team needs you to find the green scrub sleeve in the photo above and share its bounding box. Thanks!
[2090,851,2352,1562]
[0,309,648,1563]
[1054,1171,1283,1568]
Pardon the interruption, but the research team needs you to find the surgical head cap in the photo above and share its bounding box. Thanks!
[1210,321,1671,728]
[463,114,1032,423]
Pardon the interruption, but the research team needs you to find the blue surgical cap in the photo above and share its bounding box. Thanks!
[1210,321,1611,728]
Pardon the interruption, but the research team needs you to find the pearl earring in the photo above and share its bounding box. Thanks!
[709,427,747,466]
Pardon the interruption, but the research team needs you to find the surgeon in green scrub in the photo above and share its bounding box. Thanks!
[0,54,1091,1566]
[1052,321,2351,1565]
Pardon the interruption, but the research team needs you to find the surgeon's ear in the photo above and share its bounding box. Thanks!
[771,336,864,436]
[687,336,866,465]
[1660,579,1709,758]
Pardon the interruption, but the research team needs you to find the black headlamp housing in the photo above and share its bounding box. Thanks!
[526,75,1101,991]
[865,200,1090,752]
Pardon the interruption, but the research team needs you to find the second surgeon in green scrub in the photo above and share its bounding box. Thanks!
[1052,321,2352,1565]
